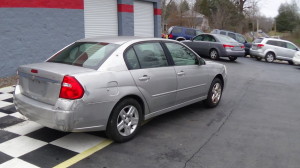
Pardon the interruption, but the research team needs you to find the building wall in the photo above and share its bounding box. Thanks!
[0,0,85,77]
[0,0,161,78]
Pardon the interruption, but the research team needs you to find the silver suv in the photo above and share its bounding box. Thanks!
[250,38,299,64]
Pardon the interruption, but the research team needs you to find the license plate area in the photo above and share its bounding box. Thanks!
[29,78,47,96]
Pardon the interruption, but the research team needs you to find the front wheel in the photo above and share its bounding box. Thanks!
[288,61,294,65]
[106,98,142,143]
[204,78,223,108]
[209,49,219,60]
[228,56,237,61]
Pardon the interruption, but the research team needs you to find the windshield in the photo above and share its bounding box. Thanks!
[47,42,120,70]
[216,34,238,43]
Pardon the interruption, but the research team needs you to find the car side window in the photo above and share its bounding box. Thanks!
[236,34,246,43]
[193,35,204,41]
[165,42,198,66]
[124,47,141,70]
[207,35,216,42]
[286,43,297,50]
[172,27,183,34]
[228,33,236,40]
[133,43,168,69]
[186,29,196,36]
[279,42,287,48]
[220,31,227,35]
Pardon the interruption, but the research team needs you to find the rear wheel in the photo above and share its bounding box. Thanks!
[106,98,142,143]
[204,78,223,108]
[265,52,275,63]
[228,56,237,61]
[209,49,219,60]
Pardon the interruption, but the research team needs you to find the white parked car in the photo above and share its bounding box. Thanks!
[293,51,300,65]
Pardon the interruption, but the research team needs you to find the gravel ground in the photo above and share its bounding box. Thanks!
[0,75,18,88]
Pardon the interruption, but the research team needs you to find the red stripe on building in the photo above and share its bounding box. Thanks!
[118,4,133,13]
[0,0,83,9]
[154,8,162,15]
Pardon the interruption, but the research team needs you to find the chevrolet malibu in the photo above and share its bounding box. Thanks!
[14,36,227,142]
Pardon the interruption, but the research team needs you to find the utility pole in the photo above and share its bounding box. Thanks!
[274,20,277,35]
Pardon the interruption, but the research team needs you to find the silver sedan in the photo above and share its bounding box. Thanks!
[14,36,227,142]
[183,33,245,61]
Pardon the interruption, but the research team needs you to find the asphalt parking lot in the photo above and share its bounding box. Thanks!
[1,57,300,168]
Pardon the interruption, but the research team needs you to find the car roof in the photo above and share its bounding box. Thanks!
[171,26,200,30]
[77,36,170,44]
[259,37,295,43]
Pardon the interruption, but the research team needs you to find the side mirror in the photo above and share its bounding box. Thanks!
[196,57,205,65]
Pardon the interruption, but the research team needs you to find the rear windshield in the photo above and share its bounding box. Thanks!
[47,42,120,69]
[253,38,263,43]
[216,35,238,43]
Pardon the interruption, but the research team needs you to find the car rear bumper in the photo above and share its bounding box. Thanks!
[222,50,245,57]
[14,85,109,132]
[250,49,264,58]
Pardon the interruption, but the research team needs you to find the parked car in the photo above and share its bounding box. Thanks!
[250,37,299,64]
[183,33,245,61]
[293,51,300,65]
[14,36,227,142]
[211,29,251,56]
[166,26,203,41]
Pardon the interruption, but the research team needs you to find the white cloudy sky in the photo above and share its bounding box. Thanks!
[259,0,299,17]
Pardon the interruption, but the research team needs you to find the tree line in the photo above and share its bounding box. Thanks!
[162,0,299,34]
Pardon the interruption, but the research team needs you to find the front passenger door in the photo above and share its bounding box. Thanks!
[125,42,177,113]
[164,42,209,104]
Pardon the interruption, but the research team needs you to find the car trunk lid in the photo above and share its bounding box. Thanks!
[18,62,94,105]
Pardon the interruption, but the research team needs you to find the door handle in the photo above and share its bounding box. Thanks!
[139,75,150,81]
[177,71,185,76]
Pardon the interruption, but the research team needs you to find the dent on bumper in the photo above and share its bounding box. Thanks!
[14,85,80,132]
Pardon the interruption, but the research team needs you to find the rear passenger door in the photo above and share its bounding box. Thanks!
[164,42,208,104]
[124,42,177,113]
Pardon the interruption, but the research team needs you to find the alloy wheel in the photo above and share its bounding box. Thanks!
[211,83,222,104]
[117,105,139,136]
[210,50,218,60]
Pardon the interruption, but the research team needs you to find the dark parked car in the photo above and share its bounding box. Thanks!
[183,33,245,61]
[166,26,203,41]
[211,29,251,56]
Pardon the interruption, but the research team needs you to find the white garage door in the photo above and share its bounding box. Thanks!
[134,1,154,37]
[84,0,118,38]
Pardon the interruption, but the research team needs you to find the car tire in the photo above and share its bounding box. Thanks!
[265,52,275,63]
[228,56,237,61]
[255,57,262,61]
[209,49,219,60]
[288,61,294,65]
[106,98,142,143]
[204,78,223,108]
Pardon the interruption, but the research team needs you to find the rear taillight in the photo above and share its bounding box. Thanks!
[168,34,173,39]
[31,69,38,73]
[223,44,234,48]
[59,76,84,100]
[241,45,245,49]
[257,44,264,48]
